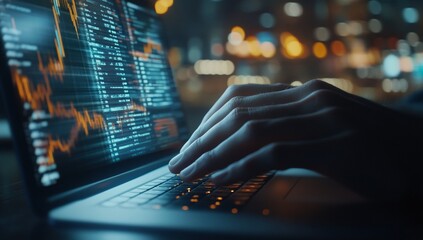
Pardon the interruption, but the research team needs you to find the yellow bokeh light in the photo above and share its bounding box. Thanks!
[236,41,250,57]
[226,42,237,55]
[160,0,174,8]
[228,32,244,45]
[260,42,276,58]
[286,41,302,57]
[280,32,304,58]
[231,26,246,40]
[155,1,168,15]
[313,42,327,58]
[246,36,261,57]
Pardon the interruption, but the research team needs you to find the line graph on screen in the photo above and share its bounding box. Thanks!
[11,0,149,165]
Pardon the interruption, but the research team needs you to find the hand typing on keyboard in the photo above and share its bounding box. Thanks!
[169,80,423,201]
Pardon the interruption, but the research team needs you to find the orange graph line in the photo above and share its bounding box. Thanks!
[131,39,162,60]
[38,51,64,82]
[130,101,147,112]
[12,69,106,165]
[13,0,146,165]
[52,0,79,38]
[154,118,178,138]
[114,101,148,130]
[65,0,79,39]
[52,4,65,59]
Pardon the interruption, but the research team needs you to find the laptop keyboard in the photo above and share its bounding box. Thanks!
[101,171,275,213]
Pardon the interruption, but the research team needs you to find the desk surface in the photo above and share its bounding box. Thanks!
[1,147,423,240]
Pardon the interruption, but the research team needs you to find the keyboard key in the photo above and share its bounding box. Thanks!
[99,171,275,213]
[120,202,138,208]
[109,196,129,203]
[133,193,156,200]
[127,198,149,204]
[144,189,166,195]
[120,192,140,198]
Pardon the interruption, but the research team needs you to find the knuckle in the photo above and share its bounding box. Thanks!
[306,79,330,90]
[243,120,264,138]
[194,136,203,149]
[310,89,336,103]
[226,84,243,96]
[196,150,215,170]
[231,107,249,123]
[228,96,244,109]
[201,149,215,163]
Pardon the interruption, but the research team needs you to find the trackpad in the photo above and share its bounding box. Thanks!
[245,169,366,221]
[285,177,365,203]
[276,168,365,204]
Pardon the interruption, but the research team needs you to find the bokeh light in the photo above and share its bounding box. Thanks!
[313,42,327,59]
[159,0,423,107]
[259,13,275,28]
[403,8,419,24]
[314,27,330,42]
[331,40,346,57]
[383,54,401,77]
[284,2,303,17]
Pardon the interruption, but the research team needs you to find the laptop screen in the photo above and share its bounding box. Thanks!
[0,0,187,188]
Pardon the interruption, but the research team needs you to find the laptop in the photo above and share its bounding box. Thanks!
[0,0,369,239]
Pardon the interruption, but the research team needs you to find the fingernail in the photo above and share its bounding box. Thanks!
[180,163,196,179]
[168,155,181,167]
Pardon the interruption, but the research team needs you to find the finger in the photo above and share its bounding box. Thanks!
[181,85,309,153]
[170,90,345,173]
[211,131,354,185]
[180,83,291,151]
[181,80,350,153]
[176,107,351,181]
[201,83,291,125]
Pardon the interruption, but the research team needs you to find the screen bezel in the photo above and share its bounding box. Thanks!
[0,0,189,215]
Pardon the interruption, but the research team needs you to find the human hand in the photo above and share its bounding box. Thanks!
[169,80,422,200]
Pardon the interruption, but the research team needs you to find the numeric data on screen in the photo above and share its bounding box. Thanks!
[0,0,187,187]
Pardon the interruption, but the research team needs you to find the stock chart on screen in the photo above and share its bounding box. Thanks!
[0,0,187,187]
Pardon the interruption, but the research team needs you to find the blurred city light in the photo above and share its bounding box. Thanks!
[290,81,303,86]
[313,42,327,59]
[383,54,401,77]
[159,0,423,106]
[227,75,271,86]
[280,32,305,59]
[228,26,246,46]
[368,19,382,33]
[331,40,346,57]
[314,27,330,42]
[403,8,419,24]
[194,60,235,75]
[259,13,275,28]
[320,78,354,93]
[155,0,173,14]
[368,0,382,15]
[284,2,303,17]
